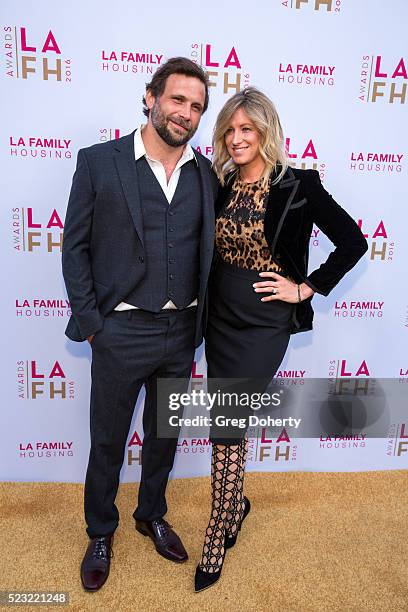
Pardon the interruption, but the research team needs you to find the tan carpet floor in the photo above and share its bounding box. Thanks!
[1,471,407,612]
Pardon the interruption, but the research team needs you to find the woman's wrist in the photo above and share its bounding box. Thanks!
[298,282,315,301]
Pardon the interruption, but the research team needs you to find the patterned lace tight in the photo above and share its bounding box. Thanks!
[225,436,248,537]
[199,437,248,573]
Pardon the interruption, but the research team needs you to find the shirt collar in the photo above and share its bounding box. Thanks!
[134,125,198,166]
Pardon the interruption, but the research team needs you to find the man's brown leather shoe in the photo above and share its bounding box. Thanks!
[80,534,114,591]
[135,519,188,563]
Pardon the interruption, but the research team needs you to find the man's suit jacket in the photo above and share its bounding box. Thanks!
[214,166,368,334]
[62,130,218,346]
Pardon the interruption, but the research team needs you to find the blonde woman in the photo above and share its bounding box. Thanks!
[194,87,368,591]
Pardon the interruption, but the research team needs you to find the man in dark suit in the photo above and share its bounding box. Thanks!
[62,57,217,591]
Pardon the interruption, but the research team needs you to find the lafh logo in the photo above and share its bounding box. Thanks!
[403,305,408,331]
[278,62,335,87]
[386,423,408,458]
[176,438,212,455]
[357,219,394,263]
[9,136,72,160]
[3,26,71,82]
[19,441,74,460]
[282,0,341,13]
[257,428,297,462]
[328,358,372,395]
[319,434,366,449]
[16,360,75,400]
[193,143,214,158]
[349,151,403,174]
[191,43,250,93]
[15,298,71,319]
[326,359,372,447]
[127,430,143,466]
[333,300,384,320]
[359,56,407,104]
[99,128,121,143]
[177,364,210,456]
[12,207,64,253]
[101,48,163,75]
[275,369,306,384]
[286,137,325,175]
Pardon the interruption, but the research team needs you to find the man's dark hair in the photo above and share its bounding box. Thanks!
[142,57,209,117]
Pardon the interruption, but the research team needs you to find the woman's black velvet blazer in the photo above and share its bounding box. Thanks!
[214,166,368,334]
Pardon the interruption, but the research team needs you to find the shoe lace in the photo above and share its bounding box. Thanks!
[92,537,113,560]
[153,519,173,539]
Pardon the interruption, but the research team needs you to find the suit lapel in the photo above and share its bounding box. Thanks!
[265,166,300,255]
[113,130,144,246]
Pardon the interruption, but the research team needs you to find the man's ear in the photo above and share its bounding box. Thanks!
[145,89,155,111]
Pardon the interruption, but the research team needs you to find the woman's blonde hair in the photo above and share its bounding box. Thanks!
[212,87,288,187]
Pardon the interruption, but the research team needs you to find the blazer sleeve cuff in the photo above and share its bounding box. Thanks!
[304,275,326,296]
[74,310,104,341]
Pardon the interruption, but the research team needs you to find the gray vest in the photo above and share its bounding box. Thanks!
[124,157,202,311]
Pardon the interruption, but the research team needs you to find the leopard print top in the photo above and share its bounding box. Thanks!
[215,174,284,272]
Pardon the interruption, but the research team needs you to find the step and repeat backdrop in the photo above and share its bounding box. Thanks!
[1,0,407,483]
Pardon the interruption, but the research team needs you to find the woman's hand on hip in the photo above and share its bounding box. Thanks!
[253,272,315,303]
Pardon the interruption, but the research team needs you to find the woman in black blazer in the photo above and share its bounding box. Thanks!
[195,87,368,592]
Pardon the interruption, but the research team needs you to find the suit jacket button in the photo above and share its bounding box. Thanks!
[139,256,144,263]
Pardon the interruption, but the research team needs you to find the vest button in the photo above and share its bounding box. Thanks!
[169,274,174,280]
[169,258,175,264]
[169,211,174,216]
[169,228,174,232]
[139,256,144,263]
[168,243,174,248]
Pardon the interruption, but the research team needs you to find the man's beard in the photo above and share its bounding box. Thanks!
[150,99,197,147]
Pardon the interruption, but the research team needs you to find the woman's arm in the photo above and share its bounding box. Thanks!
[304,170,368,296]
[253,170,368,303]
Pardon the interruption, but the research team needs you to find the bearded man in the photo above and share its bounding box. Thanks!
[62,57,217,591]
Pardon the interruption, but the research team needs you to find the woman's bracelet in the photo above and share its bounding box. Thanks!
[297,284,302,303]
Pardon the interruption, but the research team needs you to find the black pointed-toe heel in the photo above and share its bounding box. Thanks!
[195,532,227,593]
[194,564,222,592]
[225,496,251,550]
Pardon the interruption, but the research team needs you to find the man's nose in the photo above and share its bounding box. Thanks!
[178,103,192,121]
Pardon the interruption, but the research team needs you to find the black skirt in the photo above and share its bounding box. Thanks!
[205,259,294,444]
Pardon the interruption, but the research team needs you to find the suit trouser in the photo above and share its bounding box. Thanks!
[84,307,196,538]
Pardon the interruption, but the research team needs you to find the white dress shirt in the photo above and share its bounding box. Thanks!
[115,126,198,311]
